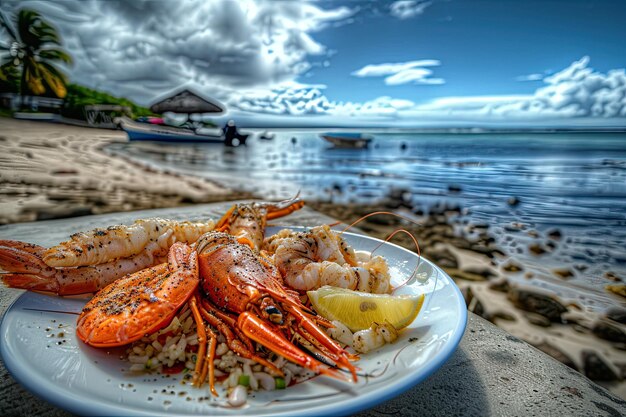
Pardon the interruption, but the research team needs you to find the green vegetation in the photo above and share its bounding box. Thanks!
[62,83,153,120]
[0,9,71,99]
[0,8,190,123]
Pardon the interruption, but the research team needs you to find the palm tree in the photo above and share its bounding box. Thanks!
[0,8,72,101]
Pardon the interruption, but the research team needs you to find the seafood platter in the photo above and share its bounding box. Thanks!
[0,198,466,415]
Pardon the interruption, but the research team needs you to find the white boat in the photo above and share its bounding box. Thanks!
[118,117,225,144]
[321,132,373,148]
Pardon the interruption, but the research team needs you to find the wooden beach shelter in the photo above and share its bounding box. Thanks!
[149,89,225,115]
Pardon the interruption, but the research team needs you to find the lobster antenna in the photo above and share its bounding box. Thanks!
[338,211,421,235]
[369,229,421,291]
[335,211,423,290]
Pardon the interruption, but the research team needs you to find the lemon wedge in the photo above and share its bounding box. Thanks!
[307,286,425,332]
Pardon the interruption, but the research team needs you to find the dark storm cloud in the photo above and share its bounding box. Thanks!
[0,0,354,104]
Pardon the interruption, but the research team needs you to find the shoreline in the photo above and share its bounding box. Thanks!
[0,118,624,398]
[0,118,253,224]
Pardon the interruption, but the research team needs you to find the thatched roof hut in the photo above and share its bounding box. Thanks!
[149,89,224,114]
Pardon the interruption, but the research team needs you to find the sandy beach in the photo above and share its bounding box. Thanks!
[0,118,624,398]
[0,118,252,224]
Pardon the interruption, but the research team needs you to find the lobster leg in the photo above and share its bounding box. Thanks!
[189,295,218,396]
[198,300,283,376]
[265,198,305,220]
[202,300,254,352]
[237,312,351,382]
[284,304,358,381]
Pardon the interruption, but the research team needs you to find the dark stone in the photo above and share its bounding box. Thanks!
[592,319,626,343]
[553,268,574,280]
[366,214,400,226]
[412,207,424,216]
[469,244,495,258]
[508,288,568,322]
[448,184,462,193]
[502,261,523,273]
[606,284,626,298]
[528,243,546,255]
[582,350,619,381]
[386,187,412,208]
[605,307,626,324]
[449,237,472,250]
[604,271,623,282]
[547,229,562,240]
[464,266,498,279]
[533,342,578,370]
[572,324,589,334]
[504,222,526,232]
[507,196,520,206]
[525,312,552,327]
[424,247,458,269]
[488,278,510,293]
[448,268,490,282]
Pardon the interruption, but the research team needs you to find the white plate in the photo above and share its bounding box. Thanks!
[0,227,467,416]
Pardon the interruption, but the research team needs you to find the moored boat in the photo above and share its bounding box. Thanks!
[320,132,373,148]
[119,117,225,144]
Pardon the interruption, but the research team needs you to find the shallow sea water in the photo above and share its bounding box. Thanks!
[106,130,626,312]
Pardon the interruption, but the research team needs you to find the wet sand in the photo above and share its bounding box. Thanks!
[0,117,624,398]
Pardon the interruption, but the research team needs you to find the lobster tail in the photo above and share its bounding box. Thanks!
[0,240,52,275]
[2,273,59,293]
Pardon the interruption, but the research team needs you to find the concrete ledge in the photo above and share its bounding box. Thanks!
[1,203,625,416]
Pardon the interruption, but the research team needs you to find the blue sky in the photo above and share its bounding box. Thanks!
[310,1,626,104]
[1,0,625,128]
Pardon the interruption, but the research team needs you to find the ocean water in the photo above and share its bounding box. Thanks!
[106,130,626,311]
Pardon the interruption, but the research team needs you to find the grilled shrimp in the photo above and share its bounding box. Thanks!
[43,218,216,267]
[0,240,167,295]
[262,224,391,294]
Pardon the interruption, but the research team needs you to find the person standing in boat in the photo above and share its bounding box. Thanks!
[223,120,247,147]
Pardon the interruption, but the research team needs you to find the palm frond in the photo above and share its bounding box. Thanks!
[24,58,46,95]
[0,61,20,82]
[17,9,43,47]
[38,61,67,98]
[39,48,72,64]
[35,21,61,45]
[0,9,18,41]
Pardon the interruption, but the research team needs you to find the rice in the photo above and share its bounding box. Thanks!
[125,301,310,393]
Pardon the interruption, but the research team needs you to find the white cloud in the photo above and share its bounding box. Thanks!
[225,57,626,128]
[413,57,626,121]
[1,0,356,104]
[389,1,432,20]
[352,60,444,85]
[516,73,544,82]
[419,95,533,110]
[226,82,416,119]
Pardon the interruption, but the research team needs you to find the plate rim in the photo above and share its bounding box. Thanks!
[1,228,467,416]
